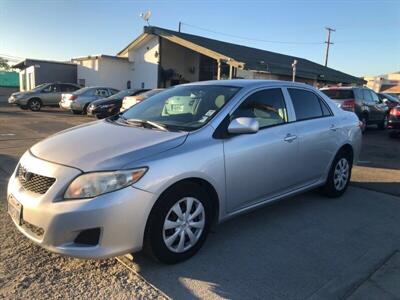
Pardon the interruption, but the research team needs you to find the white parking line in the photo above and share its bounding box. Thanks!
[0,133,16,136]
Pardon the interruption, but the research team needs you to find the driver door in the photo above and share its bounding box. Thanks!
[41,84,61,105]
[223,88,301,212]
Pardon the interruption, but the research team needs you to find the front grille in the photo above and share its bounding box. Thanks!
[17,165,55,194]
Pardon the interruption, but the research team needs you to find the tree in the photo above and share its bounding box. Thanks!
[0,57,10,70]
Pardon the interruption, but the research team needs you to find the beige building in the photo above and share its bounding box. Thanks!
[364,71,400,92]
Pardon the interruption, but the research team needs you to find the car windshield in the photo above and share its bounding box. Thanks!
[108,90,135,100]
[382,93,399,103]
[321,89,354,99]
[118,85,241,131]
[31,83,48,92]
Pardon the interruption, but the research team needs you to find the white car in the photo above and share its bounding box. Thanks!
[120,89,163,112]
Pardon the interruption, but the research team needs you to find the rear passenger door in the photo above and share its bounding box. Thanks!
[287,88,338,185]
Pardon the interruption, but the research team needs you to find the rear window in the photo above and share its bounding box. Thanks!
[321,89,354,100]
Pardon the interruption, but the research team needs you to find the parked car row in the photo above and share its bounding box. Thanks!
[8,82,81,111]
[320,86,393,135]
[8,82,163,118]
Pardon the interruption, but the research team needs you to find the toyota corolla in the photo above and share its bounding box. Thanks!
[7,80,362,263]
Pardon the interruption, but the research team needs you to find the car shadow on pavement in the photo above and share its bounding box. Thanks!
[351,182,400,197]
[130,188,400,299]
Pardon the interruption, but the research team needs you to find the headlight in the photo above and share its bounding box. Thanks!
[64,168,147,199]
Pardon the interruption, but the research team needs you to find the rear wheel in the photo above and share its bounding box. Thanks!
[144,182,212,264]
[320,150,352,198]
[378,114,388,130]
[28,98,42,111]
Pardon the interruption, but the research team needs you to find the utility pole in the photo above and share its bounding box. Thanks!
[178,21,182,32]
[324,27,335,67]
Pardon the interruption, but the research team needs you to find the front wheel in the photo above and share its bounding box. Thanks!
[320,151,352,198]
[28,98,42,111]
[71,110,81,115]
[144,182,212,264]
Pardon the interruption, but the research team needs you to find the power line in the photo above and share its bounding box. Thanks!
[180,22,324,45]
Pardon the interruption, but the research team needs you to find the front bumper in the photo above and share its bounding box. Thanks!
[9,97,28,105]
[88,105,118,117]
[7,151,156,258]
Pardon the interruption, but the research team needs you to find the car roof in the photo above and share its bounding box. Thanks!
[181,79,314,89]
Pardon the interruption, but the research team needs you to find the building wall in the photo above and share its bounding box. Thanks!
[127,35,159,89]
[160,39,200,85]
[34,62,77,87]
[74,57,132,90]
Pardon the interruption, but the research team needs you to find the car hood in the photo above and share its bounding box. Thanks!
[91,97,122,106]
[30,120,188,171]
[12,91,33,97]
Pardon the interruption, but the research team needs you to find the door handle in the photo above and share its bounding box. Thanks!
[284,134,297,142]
[329,124,337,131]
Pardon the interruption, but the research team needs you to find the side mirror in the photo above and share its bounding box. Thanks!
[228,117,259,134]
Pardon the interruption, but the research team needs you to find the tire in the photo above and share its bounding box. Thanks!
[144,182,212,264]
[72,110,81,115]
[82,104,89,115]
[19,105,28,110]
[360,115,367,134]
[28,98,42,111]
[320,150,352,198]
[378,114,388,130]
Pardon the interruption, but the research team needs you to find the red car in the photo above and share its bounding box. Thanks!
[388,105,400,138]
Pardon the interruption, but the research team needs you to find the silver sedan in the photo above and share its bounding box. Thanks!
[7,80,362,263]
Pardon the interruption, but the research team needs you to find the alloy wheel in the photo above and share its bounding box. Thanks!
[30,100,41,111]
[163,197,205,253]
[334,158,349,191]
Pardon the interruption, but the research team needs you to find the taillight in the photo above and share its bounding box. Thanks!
[390,107,400,117]
[341,99,355,111]
[68,95,77,101]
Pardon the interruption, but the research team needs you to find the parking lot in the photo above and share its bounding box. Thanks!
[1,104,400,299]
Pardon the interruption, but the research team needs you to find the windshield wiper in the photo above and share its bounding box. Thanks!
[124,118,168,131]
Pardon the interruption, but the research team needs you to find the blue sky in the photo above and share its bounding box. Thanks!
[0,0,399,77]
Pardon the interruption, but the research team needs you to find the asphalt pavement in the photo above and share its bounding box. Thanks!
[1,104,399,299]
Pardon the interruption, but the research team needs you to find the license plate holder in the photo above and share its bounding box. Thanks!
[8,194,22,225]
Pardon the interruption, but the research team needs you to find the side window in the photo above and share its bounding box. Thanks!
[320,99,332,116]
[109,89,119,95]
[231,88,288,129]
[288,88,324,121]
[42,84,59,93]
[370,91,380,103]
[60,84,78,92]
[363,89,373,103]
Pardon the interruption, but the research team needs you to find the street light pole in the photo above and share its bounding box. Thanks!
[292,60,297,82]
